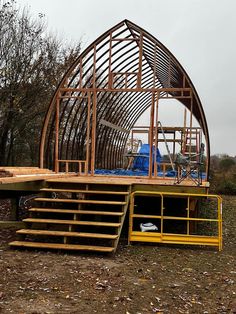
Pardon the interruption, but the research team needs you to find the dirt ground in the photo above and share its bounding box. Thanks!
[0,196,235,314]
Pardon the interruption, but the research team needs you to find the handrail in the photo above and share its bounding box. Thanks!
[57,159,87,175]
[129,190,222,250]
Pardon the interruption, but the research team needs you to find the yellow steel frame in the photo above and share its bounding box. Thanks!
[128,191,223,251]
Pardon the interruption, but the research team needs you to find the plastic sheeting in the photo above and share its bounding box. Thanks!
[94,169,176,177]
[94,168,206,179]
[132,144,161,171]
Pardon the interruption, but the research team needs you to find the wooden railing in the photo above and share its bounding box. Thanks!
[56,160,87,175]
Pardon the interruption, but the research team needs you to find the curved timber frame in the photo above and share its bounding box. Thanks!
[39,20,210,179]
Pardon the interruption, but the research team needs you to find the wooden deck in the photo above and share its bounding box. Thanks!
[0,171,209,190]
[0,167,209,198]
[47,174,209,188]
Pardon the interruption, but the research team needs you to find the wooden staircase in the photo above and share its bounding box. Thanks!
[9,180,131,253]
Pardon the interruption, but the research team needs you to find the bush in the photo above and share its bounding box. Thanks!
[219,158,235,172]
[215,180,236,195]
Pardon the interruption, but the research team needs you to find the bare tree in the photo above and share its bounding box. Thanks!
[0,0,80,165]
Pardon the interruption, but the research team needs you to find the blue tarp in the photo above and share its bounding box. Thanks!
[132,144,161,171]
[93,144,206,179]
[94,168,206,179]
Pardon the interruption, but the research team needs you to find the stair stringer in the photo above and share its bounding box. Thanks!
[112,185,131,252]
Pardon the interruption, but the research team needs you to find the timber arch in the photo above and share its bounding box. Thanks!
[39,19,210,179]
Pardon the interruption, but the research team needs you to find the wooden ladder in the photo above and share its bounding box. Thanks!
[182,128,200,162]
[9,181,131,253]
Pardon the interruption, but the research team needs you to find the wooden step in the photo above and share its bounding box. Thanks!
[16,229,118,239]
[41,188,129,195]
[29,208,123,216]
[23,218,121,227]
[9,241,114,252]
[34,198,126,205]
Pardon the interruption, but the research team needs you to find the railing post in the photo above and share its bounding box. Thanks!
[65,162,68,173]
[55,96,60,173]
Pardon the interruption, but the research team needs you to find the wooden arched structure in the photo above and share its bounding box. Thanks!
[39,19,210,179]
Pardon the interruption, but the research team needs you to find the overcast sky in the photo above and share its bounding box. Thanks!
[17,0,236,156]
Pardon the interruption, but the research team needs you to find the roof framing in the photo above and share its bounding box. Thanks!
[39,20,210,176]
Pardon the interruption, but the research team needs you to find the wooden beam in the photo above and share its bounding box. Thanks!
[54,96,60,173]
[154,93,159,177]
[91,92,97,175]
[148,92,155,178]
[86,92,91,174]
[100,119,129,134]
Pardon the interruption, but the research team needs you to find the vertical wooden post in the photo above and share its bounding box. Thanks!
[154,93,159,178]
[91,92,97,175]
[153,45,158,177]
[189,95,193,159]
[173,131,176,160]
[131,129,134,152]
[54,95,60,173]
[85,93,91,175]
[184,108,187,129]
[90,45,97,175]
[65,162,68,173]
[182,108,187,153]
[148,92,155,178]
[10,196,19,221]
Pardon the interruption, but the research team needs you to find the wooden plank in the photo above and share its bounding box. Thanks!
[45,175,208,187]
[9,241,114,252]
[55,96,60,173]
[16,229,118,239]
[148,92,155,178]
[23,218,121,227]
[41,188,129,195]
[0,173,74,185]
[99,119,129,134]
[29,208,123,216]
[46,176,133,185]
[0,167,53,176]
[34,198,127,205]
[0,173,208,188]
[0,167,39,169]
[91,91,97,175]
[85,92,91,175]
